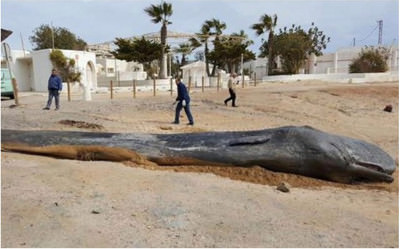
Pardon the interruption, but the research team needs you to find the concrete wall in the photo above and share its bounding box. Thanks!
[7,50,33,91]
[30,50,54,91]
[313,46,399,74]
[262,71,399,83]
[13,58,33,91]
[245,46,399,77]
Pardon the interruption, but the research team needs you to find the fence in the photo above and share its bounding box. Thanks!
[96,74,258,99]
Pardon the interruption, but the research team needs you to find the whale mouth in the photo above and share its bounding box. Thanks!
[356,161,385,173]
[352,161,394,182]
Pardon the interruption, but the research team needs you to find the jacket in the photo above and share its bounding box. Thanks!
[176,82,190,102]
[228,77,238,89]
[48,74,63,91]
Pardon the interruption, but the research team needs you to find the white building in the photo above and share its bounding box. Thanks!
[2,49,97,92]
[242,58,268,80]
[2,48,149,91]
[96,57,147,83]
[180,61,229,88]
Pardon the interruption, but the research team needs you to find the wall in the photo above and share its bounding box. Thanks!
[7,50,33,91]
[262,71,399,83]
[58,49,97,90]
[96,58,145,79]
[30,50,54,91]
[13,58,33,91]
[243,58,268,80]
[313,46,399,74]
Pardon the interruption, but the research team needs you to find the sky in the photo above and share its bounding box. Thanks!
[1,0,399,56]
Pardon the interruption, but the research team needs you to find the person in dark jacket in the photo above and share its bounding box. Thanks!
[173,77,194,125]
[43,69,63,110]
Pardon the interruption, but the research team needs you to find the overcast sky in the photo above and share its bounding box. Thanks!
[2,0,399,55]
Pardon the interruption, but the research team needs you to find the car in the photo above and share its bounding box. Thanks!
[1,68,14,99]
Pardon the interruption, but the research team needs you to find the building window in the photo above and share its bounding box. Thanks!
[107,68,114,73]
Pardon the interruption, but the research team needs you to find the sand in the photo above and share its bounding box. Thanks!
[1,80,398,247]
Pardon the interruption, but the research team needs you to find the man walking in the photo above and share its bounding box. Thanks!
[43,69,63,111]
[224,72,239,107]
[173,77,194,125]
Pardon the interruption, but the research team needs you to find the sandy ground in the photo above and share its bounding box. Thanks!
[1,80,399,247]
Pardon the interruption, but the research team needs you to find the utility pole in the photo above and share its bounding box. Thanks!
[353,37,356,47]
[20,33,26,56]
[377,20,383,45]
[51,22,55,49]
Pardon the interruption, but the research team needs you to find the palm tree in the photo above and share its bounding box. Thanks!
[206,18,226,76]
[190,19,226,77]
[251,14,278,75]
[173,43,197,66]
[144,2,173,79]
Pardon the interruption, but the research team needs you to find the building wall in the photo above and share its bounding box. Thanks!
[243,58,268,80]
[181,61,230,88]
[313,46,399,74]
[10,49,97,92]
[57,49,97,90]
[14,59,33,91]
[96,58,145,79]
[30,50,54,91]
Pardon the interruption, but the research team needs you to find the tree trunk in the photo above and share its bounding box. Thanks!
[267,31,274,76]
[181,55,186,66]
[204,42,211,77]
[159,23,167,79]
[211,63,217,76]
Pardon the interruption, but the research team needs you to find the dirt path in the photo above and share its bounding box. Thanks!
[1,80,398,247]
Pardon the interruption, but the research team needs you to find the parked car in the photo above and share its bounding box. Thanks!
[1,68,14,99]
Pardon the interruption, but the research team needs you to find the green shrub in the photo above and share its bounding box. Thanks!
[349,46,389,73]
[49,49,81,82]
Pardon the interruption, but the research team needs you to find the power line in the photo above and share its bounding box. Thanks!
[356,24,378,43]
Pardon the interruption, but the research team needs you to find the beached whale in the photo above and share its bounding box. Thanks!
[1,126,396,183]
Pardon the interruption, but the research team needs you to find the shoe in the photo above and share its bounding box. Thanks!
[55,108,59,111]
[172,121,179,124]
[187,122,194,126]
[224,101,227,106]
[43,107,50,110]
[232,105,239,107]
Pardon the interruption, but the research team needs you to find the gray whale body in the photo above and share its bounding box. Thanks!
[1,126,396,183]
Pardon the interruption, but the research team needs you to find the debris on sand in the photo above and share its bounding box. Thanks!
[383,105,393,112]
[277,182,291,192]
[59,120,104,130]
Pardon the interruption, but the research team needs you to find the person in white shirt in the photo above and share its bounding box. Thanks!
[224,73,239,107]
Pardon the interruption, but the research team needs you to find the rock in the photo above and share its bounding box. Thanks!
[277,182,290,193]
[383,105,393,112]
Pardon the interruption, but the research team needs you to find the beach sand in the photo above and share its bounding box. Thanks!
[1,80,398,247]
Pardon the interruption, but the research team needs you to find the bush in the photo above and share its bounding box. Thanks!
[349,46,389,73]
[49,49,81,82]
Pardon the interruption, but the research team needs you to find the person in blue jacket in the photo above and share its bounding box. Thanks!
[173,77,194,125]
[43,69,63,110]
